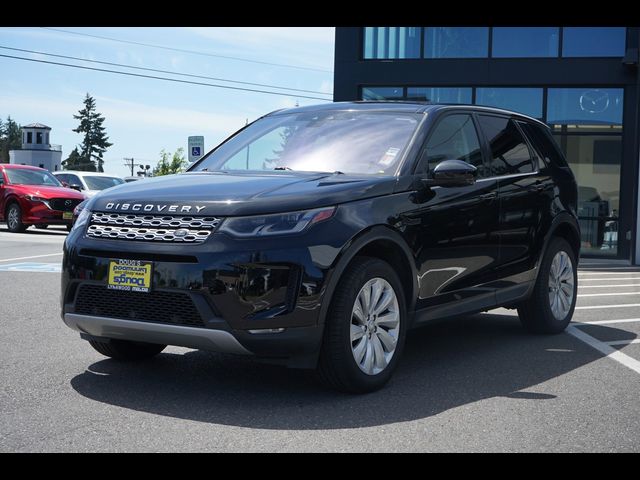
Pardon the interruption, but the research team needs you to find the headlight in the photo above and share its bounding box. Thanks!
[71,207,91,232]
[218,207,335,238]
[25,194,46,202]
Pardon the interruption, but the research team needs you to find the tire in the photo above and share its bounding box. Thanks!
[517,237,577,334]
[317,256,407,393]
[35,224,48,229]
[88,338,166,361]
[6,203,26,233]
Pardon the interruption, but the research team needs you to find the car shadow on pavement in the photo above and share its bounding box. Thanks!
[70,313,619,430]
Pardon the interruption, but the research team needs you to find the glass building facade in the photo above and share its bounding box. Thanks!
[334,27,640,262]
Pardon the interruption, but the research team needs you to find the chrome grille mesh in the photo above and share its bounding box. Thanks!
[86,212,221,243]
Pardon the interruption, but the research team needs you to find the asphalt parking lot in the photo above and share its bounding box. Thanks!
[1,225,639,452]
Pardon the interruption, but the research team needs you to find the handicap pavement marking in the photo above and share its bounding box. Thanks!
[0,262,62,273]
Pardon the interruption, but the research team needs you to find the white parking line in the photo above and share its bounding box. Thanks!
[579,267,640,271]
[579,272,640,276]
[575,304,640,310]
[0,252,63,263]
[607,339,640,346]
[566,326,640,375]
[577,292,639,297]
[579,284,640,288]
[578,278,640,282]
[573,318,640,325]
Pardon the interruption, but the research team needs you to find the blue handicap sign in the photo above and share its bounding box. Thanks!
[191,146,201,157]
[0,262,62,273]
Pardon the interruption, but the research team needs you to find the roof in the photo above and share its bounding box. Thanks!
[53,171,123,178]
[0,164,47,170]
[22,123,51,130]
[267,101,547,126]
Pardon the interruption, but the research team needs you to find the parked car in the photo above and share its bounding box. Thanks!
[52,171,125,198]
[123,176,146,183]
[0,164,86,232]
[61,102,580,393]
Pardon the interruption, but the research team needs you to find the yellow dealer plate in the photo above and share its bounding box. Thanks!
[107,260,153,293]
[63,212,73,220]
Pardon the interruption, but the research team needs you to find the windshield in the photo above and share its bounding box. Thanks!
[191,111,421,175]
[84,176,125,190]
[5,168,62,187]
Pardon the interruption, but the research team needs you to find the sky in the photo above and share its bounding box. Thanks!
[0,27,335,178]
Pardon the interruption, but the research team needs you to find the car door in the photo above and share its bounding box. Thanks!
[475,114,546,301]
[0,168,6,221]
[405,112,500,319]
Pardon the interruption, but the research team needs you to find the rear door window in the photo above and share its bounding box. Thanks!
[477,115,534,176]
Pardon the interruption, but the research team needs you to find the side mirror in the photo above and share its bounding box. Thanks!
[422,159,477,188]
[69,184,83,192]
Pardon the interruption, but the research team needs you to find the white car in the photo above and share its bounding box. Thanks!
[53,171,125,198]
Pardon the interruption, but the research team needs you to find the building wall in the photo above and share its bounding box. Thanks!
[334,27,640,263]
[9,149,62,172]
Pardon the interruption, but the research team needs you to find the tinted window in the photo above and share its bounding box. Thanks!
[547,88,624,127]
[84,176,125,190]
[361,86,404,100]
[478,116,533,176]
[475,88,543,118]
[363,27,421,59]
[424,27,488,58]
[420,114,484,176]
[517,121,567,169]
[492,27,559,57]
[562,27,626,57]
[406,87,472,103]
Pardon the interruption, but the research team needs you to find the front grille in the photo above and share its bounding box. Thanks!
[75,284,205,327]
[86,212,221,243]
[49,198,82,212]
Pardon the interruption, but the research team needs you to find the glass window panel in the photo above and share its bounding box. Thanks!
[547,88,624,127]
[478,115,534,175]
[361,86,404,100]
[421,114,484,176]
[424,27,489,58]
[475,88,543,118]
[363,27,421,59]
[562,27,626,57]
[554,132,621,255]
[406,87,472,103]
[492,27,559,57]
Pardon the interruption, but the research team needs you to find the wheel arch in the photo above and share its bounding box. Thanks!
[318,225,418,326]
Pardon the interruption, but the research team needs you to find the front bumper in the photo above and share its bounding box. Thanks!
[61,217,356,367]
[23,202,74,225]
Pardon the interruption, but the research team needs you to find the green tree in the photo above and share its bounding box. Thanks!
[71,93,113,172]
[61,147,96,171]
[0,116,22,164]
[153,148,187,176]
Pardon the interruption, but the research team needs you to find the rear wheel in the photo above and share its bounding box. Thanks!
[317,257,407,393]
[6,203,26,233]
[518,237,577,334]
[88,338,166,361]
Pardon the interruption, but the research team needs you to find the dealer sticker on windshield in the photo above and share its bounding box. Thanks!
[107,259,152,293]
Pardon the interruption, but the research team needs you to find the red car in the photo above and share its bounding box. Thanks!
[0,164,86,233]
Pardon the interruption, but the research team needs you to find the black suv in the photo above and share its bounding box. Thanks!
[61,102,579,393]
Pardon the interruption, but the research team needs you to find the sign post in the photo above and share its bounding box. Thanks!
[188,136,205,163]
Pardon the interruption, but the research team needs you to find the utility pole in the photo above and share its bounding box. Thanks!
[123,157,135,176]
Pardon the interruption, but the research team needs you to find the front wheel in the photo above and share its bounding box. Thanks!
[6,203,26,233]
[88,338,166,361]
[518,237,577,334]
[317,257,407,393]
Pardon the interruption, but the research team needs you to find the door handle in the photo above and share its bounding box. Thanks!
[479,192,497,201]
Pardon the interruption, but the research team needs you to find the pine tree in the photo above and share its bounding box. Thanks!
[0,116,22,164]
[71,93,113,172]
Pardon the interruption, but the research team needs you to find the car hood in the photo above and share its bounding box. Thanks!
[89,171,397,216]
[8,184,86,200]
